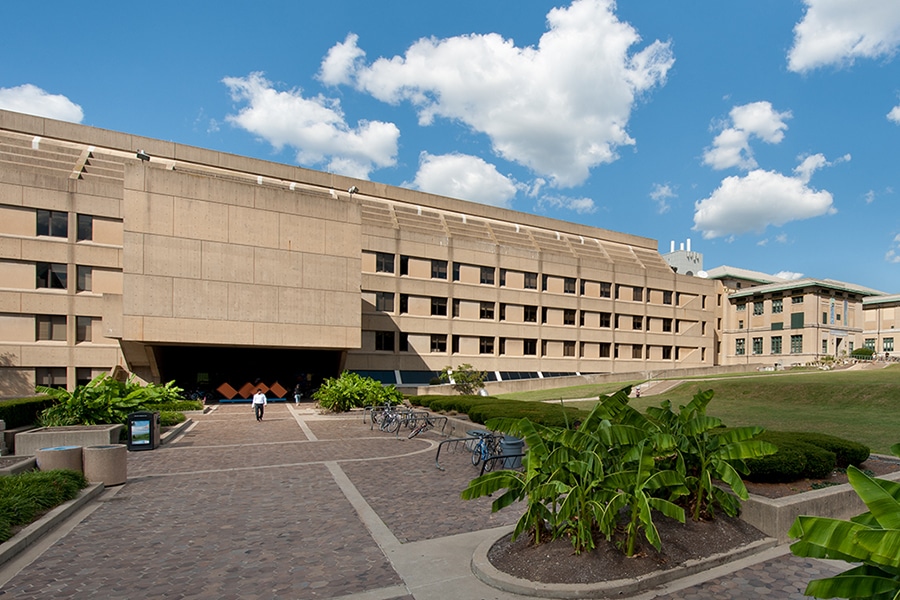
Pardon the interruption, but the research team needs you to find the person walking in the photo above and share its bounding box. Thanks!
[293,383,302,404]
[252,388,267,421]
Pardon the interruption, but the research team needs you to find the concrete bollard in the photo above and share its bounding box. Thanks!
[82,444,127,486]
[35,445,83,473]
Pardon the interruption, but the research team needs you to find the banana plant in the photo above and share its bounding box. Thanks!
[646,390,778,521]
[789,443,900,600]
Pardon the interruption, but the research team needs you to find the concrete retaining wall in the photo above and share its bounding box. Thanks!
[15,425,124,456]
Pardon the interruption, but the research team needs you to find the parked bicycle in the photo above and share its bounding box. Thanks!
[407,413,435,438]
[470,431,500,470]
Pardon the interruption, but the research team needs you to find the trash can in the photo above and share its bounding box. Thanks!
[500,435,525,469]
[127,411,160,451]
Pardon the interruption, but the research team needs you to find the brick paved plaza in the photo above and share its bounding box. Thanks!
[0,404,842,599]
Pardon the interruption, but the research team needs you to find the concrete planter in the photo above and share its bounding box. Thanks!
[0,455,37,476]
[15,425,124,457]
[740,468,900,543]
[82,444,127,486]
[35,446,83,473]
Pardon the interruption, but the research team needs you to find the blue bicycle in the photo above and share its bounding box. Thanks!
[470,433,498,470]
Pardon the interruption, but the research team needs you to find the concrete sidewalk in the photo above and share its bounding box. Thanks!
[0,403,840,599]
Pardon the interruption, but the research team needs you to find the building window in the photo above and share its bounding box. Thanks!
[600,312,611,328]
[399,333,408,352]
[375,292,394,312]
[632,345,642,359]
[884,338,894,352]
[375,331,394,352]
[37,209,67,238]
[430,335,447,353]
[480,266,495,285]
[563,309,576,326]
[76,214,93,241]
[752,337,763,355]
[541,307,549,324]
[36,367,67,388]
[600,282,611,298]
[791,313,804,329]
[772,299,783,314]
[632,316,643,330]
[563,341,575,357]
[599,343,611,358]
[524,272,537,289]
[399,294,409,314]
[822,339,828,354]
[822,312,828,325]
[791,335,803,354]
[399,255,409,276]
[662,346,672,360]
[662,318,672,332]
[523,305,537,323]
[753,301,764,315]
[452,335,460,354]
[36,315,66,341]
[36,262,67,290]
[736,303,746,312]
[498,338,506,355]
[738,320,744,329]
[431,297,447,316]
[480,302,494,320]
[480,337,494,355]
[430,259,449,280]
[76,266,92,292]
[735,339,745,355]
[523,339,537,355]
[662,291,673,305]
[771,336,782,354]
[452,299,460,318]
[864,338,876,350]
[375,252,394,274]
[633,287,643,302]
[452,263,460,281]
[792,295,804,304]
[498,304,506,321]
[564,277,576,294]
[76,316,93,343]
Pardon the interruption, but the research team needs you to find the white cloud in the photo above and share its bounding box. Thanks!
[887,234,900,264]
[649,183,676,214]
[774,271,804,280]
[794,152,850,183]
[0,84,83,122]
[318,33,367,86]
[693,164,838,239]
[332,0,673,187]
[223,72,399,179]
[788,0,900,72]
[538,194,597,215]
[408,152,517,207]
[702,102,791,170]
[889,104,900,124]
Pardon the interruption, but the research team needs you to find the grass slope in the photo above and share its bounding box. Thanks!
[501,365,900,453]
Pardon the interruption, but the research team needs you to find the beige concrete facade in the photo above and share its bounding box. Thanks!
[0,109,894,397]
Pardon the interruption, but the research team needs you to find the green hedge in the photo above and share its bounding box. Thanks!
[144,400,203,413]
[743,431,861,482]
[0,396,56,429]
[410,395,584,428]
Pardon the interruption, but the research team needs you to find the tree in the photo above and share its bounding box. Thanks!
[439,364,487,395]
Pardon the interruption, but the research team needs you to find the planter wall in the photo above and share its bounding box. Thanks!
[15,425,124,457]
[740,469,900,543]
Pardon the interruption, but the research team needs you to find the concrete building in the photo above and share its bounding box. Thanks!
[0,110,720,398]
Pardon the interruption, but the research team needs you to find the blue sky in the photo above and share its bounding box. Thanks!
[3,0,899,292]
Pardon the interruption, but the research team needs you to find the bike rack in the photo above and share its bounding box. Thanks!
[434,433,505,471]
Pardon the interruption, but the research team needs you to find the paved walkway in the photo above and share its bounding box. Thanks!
[0,404,843,599]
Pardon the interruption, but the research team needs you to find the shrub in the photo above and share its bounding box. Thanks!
[745,431,837,482]
[313,372,403,412]
[850,347,874,358]
[790,432,869,467]
[0,396,56,428]
[159,411,186,427]
[144,400,203,413]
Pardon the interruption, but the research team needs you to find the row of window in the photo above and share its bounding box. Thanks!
[370,252,698,305]
[35,367,98,388]
[36,210,97,241]
[35,315,96,343]
[36,263,96,292]
[372,331,680,359]
[371,293,702,332]
[735,335,803,355]
[864,338,895,353]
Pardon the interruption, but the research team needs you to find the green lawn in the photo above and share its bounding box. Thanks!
[500,365,900,454]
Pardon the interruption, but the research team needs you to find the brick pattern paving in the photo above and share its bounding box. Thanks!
[0,403,845,599]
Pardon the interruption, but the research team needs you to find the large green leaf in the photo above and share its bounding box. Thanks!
[789,516,875,563]
[848,466,900,530]
[855,529,900,571]
[804,564,900,599]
